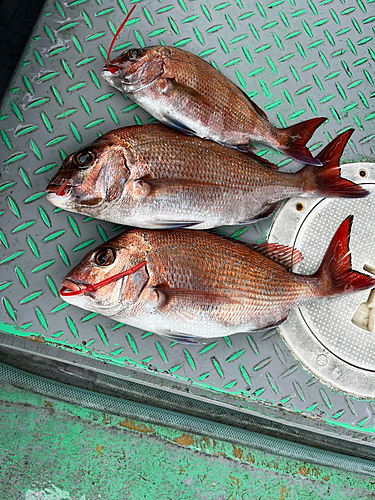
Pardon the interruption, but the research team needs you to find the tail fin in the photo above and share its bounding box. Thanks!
[302,129,369,198]
[280,117,326,166]
[315,216,375,298]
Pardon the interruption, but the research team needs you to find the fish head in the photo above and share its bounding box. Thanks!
[101,45,170,92]
[60,231,149,316]
[46,136,130,217]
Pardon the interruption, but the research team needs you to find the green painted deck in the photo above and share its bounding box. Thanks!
[1,371,375,499]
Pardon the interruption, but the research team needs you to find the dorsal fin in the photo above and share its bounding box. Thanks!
[205,231,304,270]
[247,242,303,269]
[239,88,269,121]
[250,99,269,120]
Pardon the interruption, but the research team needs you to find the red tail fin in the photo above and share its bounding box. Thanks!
[303,129,369,198]
[315,216,375,297]
[280,117,326,166]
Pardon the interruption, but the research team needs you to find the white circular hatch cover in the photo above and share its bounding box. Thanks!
[268,163,375,398]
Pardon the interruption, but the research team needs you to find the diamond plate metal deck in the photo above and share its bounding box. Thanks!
[1,0,375,443]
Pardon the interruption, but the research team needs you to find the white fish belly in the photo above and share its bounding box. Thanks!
[110,308,261,339]
[130,92,250,145]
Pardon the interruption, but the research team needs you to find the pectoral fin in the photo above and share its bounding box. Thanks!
[154,287,238,324]
[155,287,239,309]
[167,78,212,107]
[134,175,212,205]
[140,177,220,193]
[156,287,227,303]
[133,179,152,198]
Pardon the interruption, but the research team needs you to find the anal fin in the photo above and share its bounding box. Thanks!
[145,220,201,229]
[246,316,288,333]
[236,201,281,224]
[156,331,207,345]
[162,114,196,136]
[230,143,255,154]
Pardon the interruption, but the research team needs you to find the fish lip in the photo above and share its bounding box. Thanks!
[102,65,119,76]
[61,278,82,292]
[45,182,73,196]
[60,278,84,295]
[103,60,152,85]
[60,275,128,310]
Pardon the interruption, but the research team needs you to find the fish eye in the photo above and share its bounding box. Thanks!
[73,150,95,169]
[94,248,116,266]
[128,48,144,60]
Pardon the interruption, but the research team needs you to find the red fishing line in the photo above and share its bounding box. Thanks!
[60,261,147,296]
[56,179,69,196]
[106,5,136,73]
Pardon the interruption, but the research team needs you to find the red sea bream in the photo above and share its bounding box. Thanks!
[46,126,368,230]
[101,45,326,166]
[60,217,375,343]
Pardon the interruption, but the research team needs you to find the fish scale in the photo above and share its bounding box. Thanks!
[166,49,260,137]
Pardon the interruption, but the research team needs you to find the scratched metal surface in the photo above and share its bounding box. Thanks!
[1,0,375,442]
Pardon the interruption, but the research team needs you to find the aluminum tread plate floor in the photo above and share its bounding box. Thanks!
[1,0,375,443]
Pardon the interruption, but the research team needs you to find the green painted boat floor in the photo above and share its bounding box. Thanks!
[1,367,375,500]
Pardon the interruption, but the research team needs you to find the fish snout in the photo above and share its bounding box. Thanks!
[102,54,132,75]
[102,63,121,75]
[60,278,84,294]
[46,181,72,196]
[102,58,150,86]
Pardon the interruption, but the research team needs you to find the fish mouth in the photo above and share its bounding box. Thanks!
[101,65,119,77]
[102,61,153,86]
[60,276,127,311]
[60,278,85,296]
[46,181,73,197]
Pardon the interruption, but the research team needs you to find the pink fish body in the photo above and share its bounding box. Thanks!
[101,45,326,166]
[60,217,375,342]
[46,125,367,230]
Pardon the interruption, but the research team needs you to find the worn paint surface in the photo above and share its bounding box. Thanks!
[0,381,374,499]
[2,321,375,440]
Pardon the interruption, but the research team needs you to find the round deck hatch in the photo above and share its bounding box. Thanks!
[268,163,375,398]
